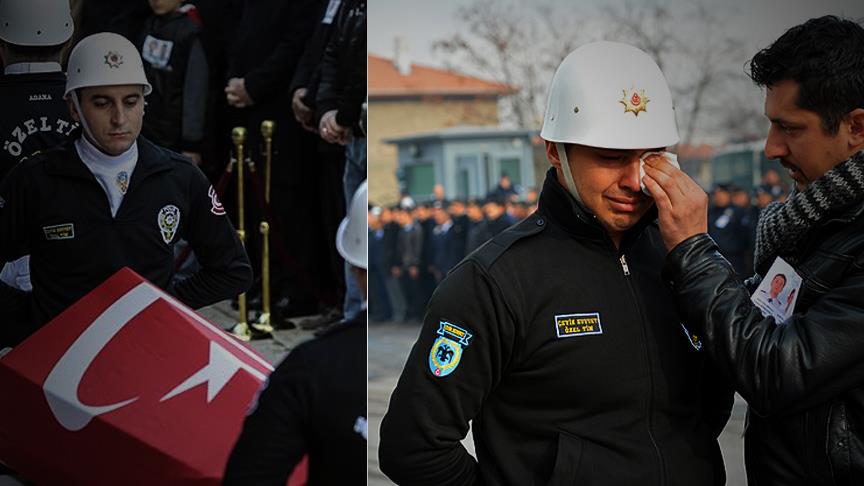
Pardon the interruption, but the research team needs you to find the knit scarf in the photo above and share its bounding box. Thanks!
[754,150,864,273]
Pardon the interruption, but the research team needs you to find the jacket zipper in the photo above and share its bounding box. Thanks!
[619,252,667,485]
[619,254,631,275]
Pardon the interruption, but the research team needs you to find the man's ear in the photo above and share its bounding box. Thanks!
[846,108,864,151]
[67,96,80,123]
[545,141,562,169]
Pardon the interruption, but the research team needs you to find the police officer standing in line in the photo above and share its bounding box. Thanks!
[0,0,77,180]
[223,181,367,485]
[379,42,733,485]
[0,32,252,330]
[0,0,79,346]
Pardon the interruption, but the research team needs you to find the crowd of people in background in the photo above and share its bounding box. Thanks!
[371,168,791,324]
[367,177,538,323]
[708,168,790,277]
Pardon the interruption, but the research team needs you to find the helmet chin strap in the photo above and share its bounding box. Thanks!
[556,142,588,210]
[71,90,113,156]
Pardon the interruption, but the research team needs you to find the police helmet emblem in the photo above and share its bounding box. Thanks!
[620,87,650,116]
[157,205,181,244]
[428,321,473,378]
[104,51,124,69]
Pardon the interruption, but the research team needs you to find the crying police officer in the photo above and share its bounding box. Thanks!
[379,41,733,486]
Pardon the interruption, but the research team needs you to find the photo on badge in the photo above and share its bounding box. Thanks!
[750,257,802,325]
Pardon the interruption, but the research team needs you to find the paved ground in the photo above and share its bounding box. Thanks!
[197,301,320,365]
[368,322,749,485]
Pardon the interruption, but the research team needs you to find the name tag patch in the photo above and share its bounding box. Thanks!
[555,312,602,338]
[43,223,75,241]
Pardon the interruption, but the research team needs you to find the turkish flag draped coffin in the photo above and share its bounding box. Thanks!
[0,268,306,485]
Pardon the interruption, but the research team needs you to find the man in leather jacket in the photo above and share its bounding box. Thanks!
[643,15,864,485]
[380,41,733,486]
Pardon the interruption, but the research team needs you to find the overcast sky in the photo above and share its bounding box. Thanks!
[369,0,864,70]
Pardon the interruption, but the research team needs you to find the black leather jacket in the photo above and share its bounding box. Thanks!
[663,200,864,485]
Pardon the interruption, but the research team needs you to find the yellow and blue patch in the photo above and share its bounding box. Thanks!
[555,312,602,338]
[429,321,473,378]
[680,323,702,351]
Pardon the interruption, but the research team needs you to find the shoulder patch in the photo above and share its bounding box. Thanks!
[429,320,473,378]
[208,185,225,216]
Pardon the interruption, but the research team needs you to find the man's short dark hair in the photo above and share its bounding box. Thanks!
[746,15,864,134]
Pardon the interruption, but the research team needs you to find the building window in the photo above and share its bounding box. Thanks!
[405,162,435,196]
[499,157,521,186]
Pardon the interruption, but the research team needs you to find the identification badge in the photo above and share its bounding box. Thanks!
[142,35,174,69]
[43,223,75,241]
[555,312,603,338]
[751,256,802,325]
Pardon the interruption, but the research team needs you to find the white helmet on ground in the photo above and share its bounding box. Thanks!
[0,0,74,47]
[540,41,679,203]
[64,32,152,98]
[337,181,368,269]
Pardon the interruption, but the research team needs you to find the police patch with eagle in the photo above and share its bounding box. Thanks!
[428,321,473,378]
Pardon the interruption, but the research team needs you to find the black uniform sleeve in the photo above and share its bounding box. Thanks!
[379,260,517,485]
[171,165,252,308]
[700,359,734,439]
[223,347,311,484]
[180,38,209,152]
[664,233,864,416]
[0,281,32,348]
[0,165,31,263]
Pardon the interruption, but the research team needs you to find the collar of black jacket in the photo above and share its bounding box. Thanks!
[43,133,175,181]
[537,167,658,249]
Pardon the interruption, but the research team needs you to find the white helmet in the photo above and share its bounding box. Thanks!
[541,41,678,149]
[64,32,152,98]
[0,0,73,46]
[337,181,368,269]
[540,41,678,204]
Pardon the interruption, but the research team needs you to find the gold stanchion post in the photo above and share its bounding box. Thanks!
[229,127,251,341]
[252,119,276,333]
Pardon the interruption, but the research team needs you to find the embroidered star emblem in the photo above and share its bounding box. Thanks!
[620,88,650,116]
[104,51,124,69]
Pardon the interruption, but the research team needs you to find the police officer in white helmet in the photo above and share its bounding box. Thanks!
[0,32,252,332]
[380,42,733,485]
[0,0,79,347]
[0,0,77,178]
[224,181,367,485]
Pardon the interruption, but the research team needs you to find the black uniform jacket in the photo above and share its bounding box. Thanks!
[0,71,77,180]
[224,311,367,485]
[379,169,733,486]
[0,136,252,327]
[663,197,864,485]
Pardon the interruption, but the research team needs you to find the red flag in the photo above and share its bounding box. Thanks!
[0,268,306,485]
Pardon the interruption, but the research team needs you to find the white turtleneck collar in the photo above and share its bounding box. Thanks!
[75,135,139,217]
